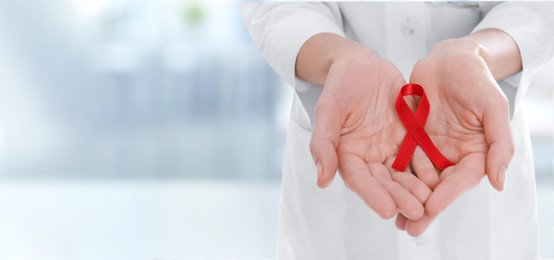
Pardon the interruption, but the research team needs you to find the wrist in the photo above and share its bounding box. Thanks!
[430,38,484,62]
[430,34,519,80]
[329,47,382,75]
[461,29,522,79]
[296,33,381,85]
[454,36,495,72]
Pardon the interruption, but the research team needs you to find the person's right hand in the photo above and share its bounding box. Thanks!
[299,34,431,220]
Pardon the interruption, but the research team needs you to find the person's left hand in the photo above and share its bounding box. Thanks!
[393,38,515,236]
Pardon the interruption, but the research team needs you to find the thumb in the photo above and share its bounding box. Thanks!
[310,92,342,188]
[483,95,515,191]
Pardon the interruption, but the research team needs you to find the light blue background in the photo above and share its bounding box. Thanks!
[0,1,552,259]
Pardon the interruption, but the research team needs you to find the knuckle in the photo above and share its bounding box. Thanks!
[506,140,516,158]
[315,93,339,112]
[387,184,408,195]
[309,140,318,154]
[493,93,510,110]
[309,138,331,157]
[376,203,397,220]
[309,139,324,162]
[381,208,397,220]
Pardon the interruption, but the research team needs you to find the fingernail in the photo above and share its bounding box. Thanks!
[497,165,507,189]
[316,162,323,178]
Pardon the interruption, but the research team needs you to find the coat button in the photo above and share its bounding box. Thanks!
[400,18,415,36]
[412,236,424,246]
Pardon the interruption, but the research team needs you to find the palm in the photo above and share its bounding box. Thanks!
[417,56,492,188]
[335,61,407,166]
[397,48,513,236]
[312,57,430,220]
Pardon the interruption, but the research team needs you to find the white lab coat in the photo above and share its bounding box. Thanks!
[243,2,554,260]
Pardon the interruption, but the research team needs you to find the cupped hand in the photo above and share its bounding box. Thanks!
[310,50,431,220]
[394,38,515,236]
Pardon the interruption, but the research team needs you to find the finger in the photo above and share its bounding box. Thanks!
[409,147,440,190]
[405,214,437,237]
[395,212,408,231]
[483,96,514,191]
[370,163,424,220]
[310,93,342,188]
[386,156,432,203]
[391,170,432,204]
[340,155,396,219]
[425,154,485,218]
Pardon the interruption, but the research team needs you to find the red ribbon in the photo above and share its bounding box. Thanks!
[392,83,455,172]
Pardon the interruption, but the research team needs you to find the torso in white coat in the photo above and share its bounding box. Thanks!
[244,2,550,260]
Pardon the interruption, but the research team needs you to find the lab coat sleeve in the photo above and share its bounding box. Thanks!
[241,3,344,92]
[473,2,554,83]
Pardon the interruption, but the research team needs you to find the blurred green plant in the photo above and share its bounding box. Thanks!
[183,1,205,27]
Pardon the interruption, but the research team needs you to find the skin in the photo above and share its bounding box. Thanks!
[297,33,430,220]
[296,28,519,235]
[396,29,519,236]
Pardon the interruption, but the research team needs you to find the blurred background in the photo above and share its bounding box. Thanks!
[0,1,551,259]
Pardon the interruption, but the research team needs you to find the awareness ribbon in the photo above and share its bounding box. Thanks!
[392,83,455,172]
